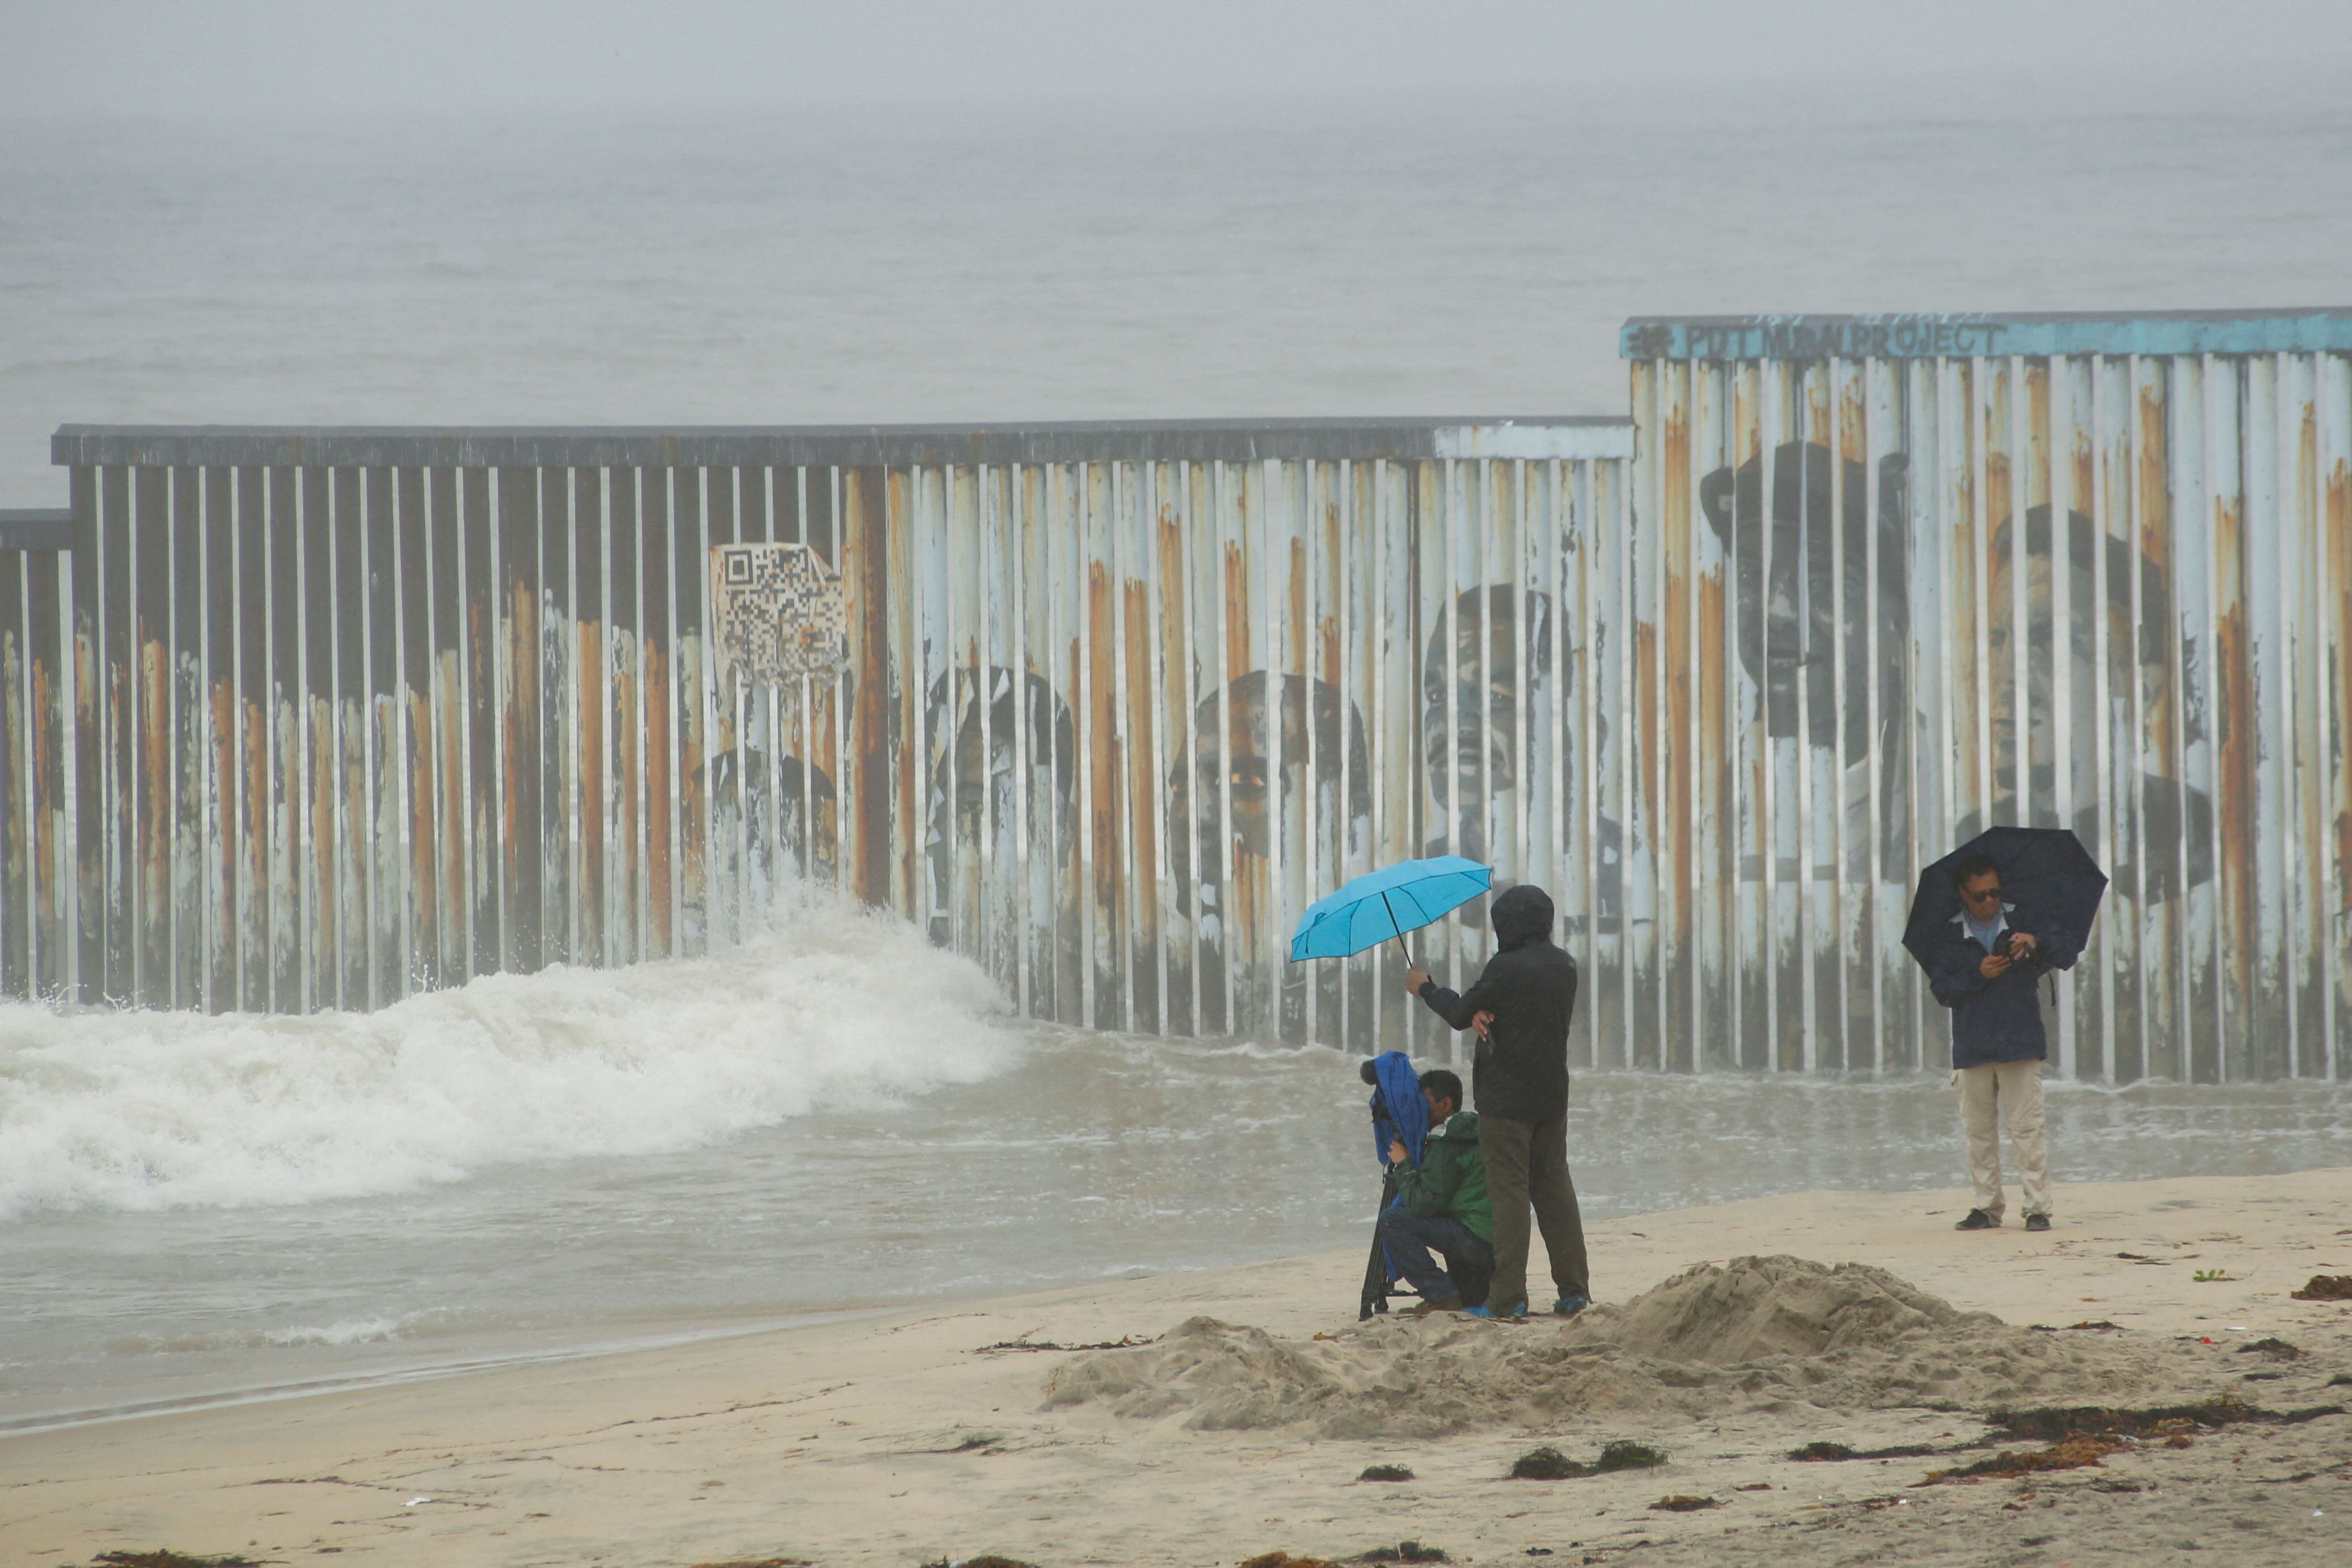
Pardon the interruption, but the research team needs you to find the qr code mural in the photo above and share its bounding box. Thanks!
[710,542,847,683]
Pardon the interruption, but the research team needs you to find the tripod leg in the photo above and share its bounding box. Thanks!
[1359,1171,1400,1320]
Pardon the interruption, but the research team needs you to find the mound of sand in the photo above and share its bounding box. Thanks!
[1042,1255,2205,1439]
[1602,1252,1975,1361]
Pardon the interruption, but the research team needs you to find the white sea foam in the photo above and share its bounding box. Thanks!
[261,1317,408,1348]
[103,1316,416,1355]
[0,904,1016,1219]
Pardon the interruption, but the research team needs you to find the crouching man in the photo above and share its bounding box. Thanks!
[1377,1069,1495,1314]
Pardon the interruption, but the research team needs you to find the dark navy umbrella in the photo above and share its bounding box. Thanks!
[1902,826,2108,974]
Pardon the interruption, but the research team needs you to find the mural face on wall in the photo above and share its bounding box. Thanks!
[1176,670,1370,872]
[1167,668,1369,1038]
[1699,440,1912,880]
[1698,439,2209,905]
[1966,504,2213,904]
[922,664,1077,937]
[1421,585,1553,867]
[1416,584,1623,930]
[706,741,839,887]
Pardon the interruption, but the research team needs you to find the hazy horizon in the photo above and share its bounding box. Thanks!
[3,0,2349,119]
[5,1,2350,506]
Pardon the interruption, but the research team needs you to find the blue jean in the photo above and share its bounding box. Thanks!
[1375,1205,1494,1300]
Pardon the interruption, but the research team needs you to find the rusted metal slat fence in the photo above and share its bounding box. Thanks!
[15,326,2351,1088]
[8,421,1635,1067]
[0,512,74,1008]
[1624,311,2352,1082]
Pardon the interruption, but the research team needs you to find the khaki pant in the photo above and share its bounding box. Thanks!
[1476,1113,1590,1310]
[1953,1059,2051,1220]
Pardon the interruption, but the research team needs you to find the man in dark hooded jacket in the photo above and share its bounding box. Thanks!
[1404,884,1589,1318]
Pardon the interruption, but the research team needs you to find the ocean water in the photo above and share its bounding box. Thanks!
[3,895,2349,1431]
[4,90,2352,1427]
[6,88,2352,505]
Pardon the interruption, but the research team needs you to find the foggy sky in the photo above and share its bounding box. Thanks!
[5,0,2349,119]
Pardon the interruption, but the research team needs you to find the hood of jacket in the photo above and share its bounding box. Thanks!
[1490,884,1555,953]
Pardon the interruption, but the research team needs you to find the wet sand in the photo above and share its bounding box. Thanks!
[6,1167,2349,1568]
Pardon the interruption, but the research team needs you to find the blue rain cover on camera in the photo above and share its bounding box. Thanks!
[1367,1050,1430,1292]
[1368,1050,1429,1171]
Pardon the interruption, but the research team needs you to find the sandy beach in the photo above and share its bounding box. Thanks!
[7,1166,2350,1567]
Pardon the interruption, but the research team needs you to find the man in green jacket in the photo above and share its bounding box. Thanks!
[1376,1068,1496,1313]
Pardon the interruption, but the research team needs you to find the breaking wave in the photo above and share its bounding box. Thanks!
[0,904,1018,1219]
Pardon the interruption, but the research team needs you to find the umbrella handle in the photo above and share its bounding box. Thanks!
[1380,890,1414,969]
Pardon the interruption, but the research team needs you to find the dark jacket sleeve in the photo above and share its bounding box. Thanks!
[1416,960,1502,1032]
[1927,937,1988,1011]
[2018,916,2081,973]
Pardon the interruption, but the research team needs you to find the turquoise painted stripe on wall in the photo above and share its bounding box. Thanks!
[1621,309,2352,361]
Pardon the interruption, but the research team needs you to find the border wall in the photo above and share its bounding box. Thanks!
[5,306,2349,1081]
[1623,310,2352,1081]
[5,421,1635,1065]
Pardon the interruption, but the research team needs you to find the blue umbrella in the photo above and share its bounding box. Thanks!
[1289,855,1494,965]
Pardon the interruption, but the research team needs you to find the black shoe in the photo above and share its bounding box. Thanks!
[2025,1213,2052,1232]
[1954,1208,1999,1231]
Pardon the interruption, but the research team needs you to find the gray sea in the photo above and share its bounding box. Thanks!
[3,89,2350,1430]
[7,87,2352,505]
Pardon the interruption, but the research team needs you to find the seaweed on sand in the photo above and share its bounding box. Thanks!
[974,1334,1157,1353]
[2237,1337,2303,1359]
[93,1553,267,1568]
[1983,1397,2343,1443]
[1510,1442,1667,1480]
[1929,1434,2129,1481]
[1788,1440,1943,1462]
[1927,1397,2349,1482]
[1240,1548,1447,1568]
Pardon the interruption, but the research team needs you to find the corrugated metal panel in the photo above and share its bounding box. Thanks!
[1624,313,2352,1081]
[0,513,74,1001]
[9,421,1632,1054]
[11,369,2349,1084]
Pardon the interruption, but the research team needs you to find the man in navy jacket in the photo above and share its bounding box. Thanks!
[1928,852,2079,1232]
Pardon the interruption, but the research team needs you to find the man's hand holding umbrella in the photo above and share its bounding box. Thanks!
[1400,966,1493,1038]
